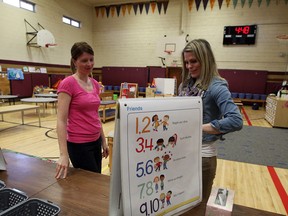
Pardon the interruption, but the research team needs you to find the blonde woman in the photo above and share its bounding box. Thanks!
[179,39,243,201]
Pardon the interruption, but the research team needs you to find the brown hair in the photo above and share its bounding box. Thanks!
[70,42,94,73]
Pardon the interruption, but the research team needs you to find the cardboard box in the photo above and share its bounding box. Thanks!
[154,78,175,95]
[205,187,235,216]
[145,87,156,97]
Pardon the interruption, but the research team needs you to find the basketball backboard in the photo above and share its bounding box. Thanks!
[156,35,187,67]
[37,29,56,48]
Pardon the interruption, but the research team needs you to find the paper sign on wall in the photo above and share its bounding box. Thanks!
[109,97,202,216]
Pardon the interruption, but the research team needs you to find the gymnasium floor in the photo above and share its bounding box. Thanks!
[0,101,287,215]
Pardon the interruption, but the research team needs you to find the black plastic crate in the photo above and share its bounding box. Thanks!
[0,198,61,216]
[0,180,5,190]
[0,188,28,213]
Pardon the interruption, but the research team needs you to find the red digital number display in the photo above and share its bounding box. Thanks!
[235,26,250,35]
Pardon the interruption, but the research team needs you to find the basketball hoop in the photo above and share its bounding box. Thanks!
[45,43,57,48]
[165,50,172,55]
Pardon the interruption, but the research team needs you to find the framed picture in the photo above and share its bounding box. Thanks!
[120,82,138,98]
[7,68,24,80]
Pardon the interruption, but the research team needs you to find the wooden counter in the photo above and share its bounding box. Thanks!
[0,150,284,216]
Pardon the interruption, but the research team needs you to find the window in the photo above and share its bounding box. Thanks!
[3,0,35,12]
[62,16,81,28]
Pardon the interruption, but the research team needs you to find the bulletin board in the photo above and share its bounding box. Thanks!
[109,97,203,216]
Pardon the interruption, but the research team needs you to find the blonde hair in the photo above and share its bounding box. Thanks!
[180,39,223,90]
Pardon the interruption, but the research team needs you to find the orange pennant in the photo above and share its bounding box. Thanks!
[188,0,194,11]
[101,7,105,18]
[210,0,216,9]
[95,7,100,18]
[127,4,133,14]
[226,0,231,7]
[122,5,127,16]
[111,6,116,17]
[151,2,157,13]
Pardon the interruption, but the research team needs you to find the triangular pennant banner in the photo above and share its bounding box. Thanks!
[233,0,238,8]
[210,0,216,9]
[139,3,144,14]
[266,0,270,6]
[106,6,110,18]
[226,0,231,7]
[151,2,157,13]
[188,0,194,11]
[195,0,201,10]
[218,0,224,8]
[116,5,121,16]
[163,1,169,14]
[257,0,262,6]
[248,0,253,7]
[241,0,245,7]
[101,7,106,18]
[133,3,138,15]
[127,4,133,14]
[145,2,150,14]
[157,1,163,13]
[121,5,127,16]
[203,0,209,10]
[95,7,100,17]
[111,6,116,17]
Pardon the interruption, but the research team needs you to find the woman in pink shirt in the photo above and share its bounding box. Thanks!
[55,42,109,179]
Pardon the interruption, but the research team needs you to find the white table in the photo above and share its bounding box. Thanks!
[34,93,58,98]
[21,97,58,115]
[0,104,41,127]
[0,95,18,105]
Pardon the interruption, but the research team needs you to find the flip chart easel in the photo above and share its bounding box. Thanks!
[109,97,202,216]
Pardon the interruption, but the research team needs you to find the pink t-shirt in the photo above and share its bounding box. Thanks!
[57,76,102,143]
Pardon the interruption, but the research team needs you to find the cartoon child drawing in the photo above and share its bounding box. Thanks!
[154,138,165,151]
[160,174,165,190]
[167,134,177,148]
[154,156,162,172]
[153,176,160,193]
[162,115,169,131]
[162,152,172,170]
[160,193,166,209]
[166,191,172,206]
[152,114,161,131]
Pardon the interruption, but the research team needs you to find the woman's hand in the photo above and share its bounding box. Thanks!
[55,154,69,179]
[202,123,220,134]
[102,140,109,159]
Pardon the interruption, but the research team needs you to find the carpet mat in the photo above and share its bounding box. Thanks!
[216,126,288,169]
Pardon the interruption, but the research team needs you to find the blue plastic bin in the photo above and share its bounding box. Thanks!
[252,94,260,100]
[245,93,252,99]
[231,92,238,98]
[261,94,267,100]
[238,93,245,99]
